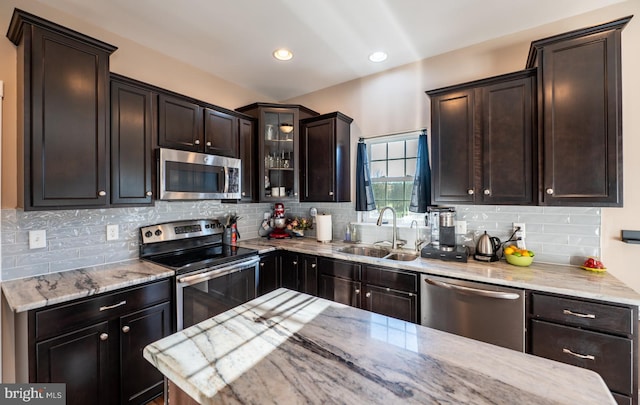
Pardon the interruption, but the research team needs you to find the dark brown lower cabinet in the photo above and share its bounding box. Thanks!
[280,252,318,296]
[529,292,637,405]
[317,257,419,323]
[30,279,173,405]
[258,252,280,296]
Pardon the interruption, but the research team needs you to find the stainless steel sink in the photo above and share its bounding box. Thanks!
[383,252,419,261]
[338,246,390,258]
[337,246,419,261]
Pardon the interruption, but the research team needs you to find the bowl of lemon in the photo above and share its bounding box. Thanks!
[503,245,535,267]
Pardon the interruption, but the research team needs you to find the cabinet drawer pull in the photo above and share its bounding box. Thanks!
[311,263,316,268]
[563,309,596,319]
[546,188,554,195]
[483,189,490,195]
[98,190,106,196]
[146,191,152,196]
[122,326,130,333]
[194,140,200,145]
[260,262,265,267]
[100,333,109,341]
[467,189,474,195]
[99,300,127,311]
[366,292,371,298]
[329,191,334,196]
[206,141,212,147]
[355,289,360,294]
[562,348,595,361]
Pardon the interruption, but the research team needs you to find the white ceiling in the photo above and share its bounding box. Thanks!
[37,0,625,101]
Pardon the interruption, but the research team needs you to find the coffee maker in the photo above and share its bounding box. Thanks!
[421,207,468,262]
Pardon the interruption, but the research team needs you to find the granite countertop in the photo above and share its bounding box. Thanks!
[1,259,174,312]
[238,237,640,307]
[144,288,615,405]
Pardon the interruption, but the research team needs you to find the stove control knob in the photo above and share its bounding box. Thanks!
[205,224,210,229]
[155,229,162,236]
[144,231,153,238]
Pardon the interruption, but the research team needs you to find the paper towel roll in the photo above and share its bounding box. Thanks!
[316,214,332,242]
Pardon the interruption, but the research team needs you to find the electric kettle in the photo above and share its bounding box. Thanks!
[474,231,501,262]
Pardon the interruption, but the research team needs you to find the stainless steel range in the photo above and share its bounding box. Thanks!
[140,219,259,330]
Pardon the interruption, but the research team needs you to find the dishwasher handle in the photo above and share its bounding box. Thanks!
[424,278,521,300]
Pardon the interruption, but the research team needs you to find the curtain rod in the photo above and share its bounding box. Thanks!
[359,128,426,142]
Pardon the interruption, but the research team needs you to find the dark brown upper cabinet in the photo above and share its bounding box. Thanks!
[158,94,202,152]
[110,75,156,206]
[158,93,242,158]
[427,69,536,205]
[238,118,256,201]
[7,9,117,210]
[300,112,353,203]
[203,108,239,157]
[527,16,631,207]
[236,103,319,202]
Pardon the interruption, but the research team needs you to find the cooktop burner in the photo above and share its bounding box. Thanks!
[147,245,258,274]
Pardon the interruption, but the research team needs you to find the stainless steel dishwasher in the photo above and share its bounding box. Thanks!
[420,274,525,351]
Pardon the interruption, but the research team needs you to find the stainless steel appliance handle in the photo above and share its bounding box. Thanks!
[223,166,229,193]
[562,348,595,360]
[177,257,259,286]
[424,278,520,300]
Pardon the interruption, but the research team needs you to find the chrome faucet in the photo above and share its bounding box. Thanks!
[376,206,402,250]
[411,220,426,252]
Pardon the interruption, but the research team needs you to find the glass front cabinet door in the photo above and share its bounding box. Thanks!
[262,109,298,201]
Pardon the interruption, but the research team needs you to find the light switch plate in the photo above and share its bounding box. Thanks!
[29,230,47,249]
[107,224,119,241]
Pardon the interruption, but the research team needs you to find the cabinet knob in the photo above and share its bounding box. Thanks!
[146,191,152,196]
[292,261,297,265]
[294,193,298,196]
[194,140,200,145]
[366,292,371,298]
[100,333,109,341]
[355,289,360,294]
[546,188,554,195]
[329,191,334,196]
[311,263,316,268]
[98,190,107,196]
[260,262,265,267]
[122,325,130,333]
[483,189,490,195]
[242,192,246,196]
[206,141,212,147]
[467,189,474,195]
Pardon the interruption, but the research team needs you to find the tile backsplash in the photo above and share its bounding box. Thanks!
[0,201,354,281]
[0,202,599,281]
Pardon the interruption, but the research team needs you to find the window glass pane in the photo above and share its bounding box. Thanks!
[370,161,387,178]
[388,141,405,159]
[406,158,417,177]
[404,181,413,200]
[387,182,405,200]
[388,160,405,177]
[370,143,387,160]
[406,139,418,158]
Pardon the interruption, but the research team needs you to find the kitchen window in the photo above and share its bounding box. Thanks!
[365,134,420,222]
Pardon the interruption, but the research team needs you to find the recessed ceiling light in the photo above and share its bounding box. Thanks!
[273,48,293,61]
[368,51,388,63]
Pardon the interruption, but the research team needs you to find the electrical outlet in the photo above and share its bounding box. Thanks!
[107,224,119,241]
[29,230,47,249]
[455,220,467,234]
[513,222,526,239]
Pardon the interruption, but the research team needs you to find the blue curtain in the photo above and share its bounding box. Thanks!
[355,139,376,211]
[409,130,431,213]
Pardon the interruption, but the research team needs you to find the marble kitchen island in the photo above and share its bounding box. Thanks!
[144,288,615,404]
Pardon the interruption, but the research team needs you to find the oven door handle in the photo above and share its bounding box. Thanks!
[177,257,259,286]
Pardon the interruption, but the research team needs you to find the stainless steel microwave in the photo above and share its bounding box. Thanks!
[158,148,241,200]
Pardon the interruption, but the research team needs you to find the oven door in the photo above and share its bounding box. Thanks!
[159,147,241,200]
[176,256,259,330]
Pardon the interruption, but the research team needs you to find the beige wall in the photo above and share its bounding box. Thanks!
[0,0,274,208]
[287,0,640,292]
